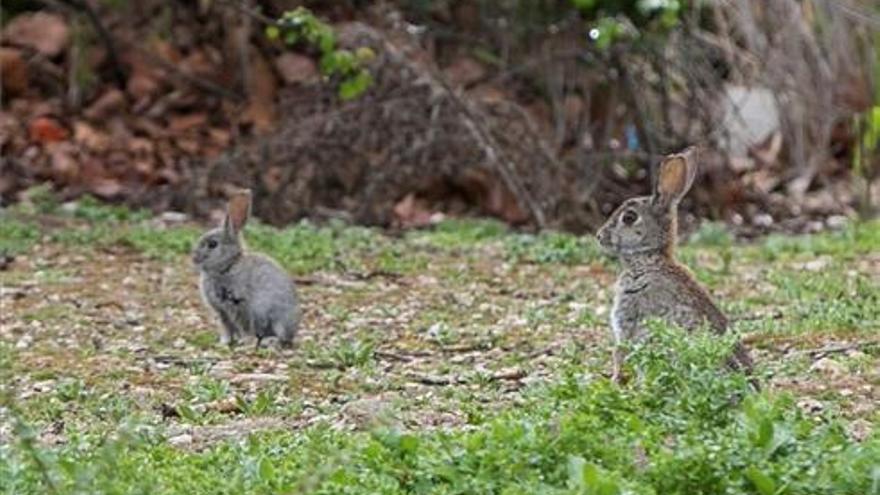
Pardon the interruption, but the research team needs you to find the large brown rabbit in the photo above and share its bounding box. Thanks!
[596,147,754,383]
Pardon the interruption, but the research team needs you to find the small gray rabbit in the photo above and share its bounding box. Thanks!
[596,147,754,382]
[192,189,300,349]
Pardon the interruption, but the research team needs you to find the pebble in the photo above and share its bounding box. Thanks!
[168,433,193,448]
[124,311,142,325]
[846,419,872,442]
[825,215,848,230]
[753,213,774,228]
[809,357,845,377]
[160,211,188,223]
[16,334,33,349]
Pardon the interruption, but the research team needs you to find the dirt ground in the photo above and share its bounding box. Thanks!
[1,215,878,450]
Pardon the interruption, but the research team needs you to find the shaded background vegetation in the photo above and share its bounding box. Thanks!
[1,0,879,232]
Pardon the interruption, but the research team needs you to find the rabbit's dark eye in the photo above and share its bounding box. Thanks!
[206,239,218,249]
[621,210,638,226]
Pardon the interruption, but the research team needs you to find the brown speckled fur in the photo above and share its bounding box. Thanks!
[596,148,755,382]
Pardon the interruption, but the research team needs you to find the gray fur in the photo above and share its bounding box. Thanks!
[193,192,300,348]
[596,148,754,382]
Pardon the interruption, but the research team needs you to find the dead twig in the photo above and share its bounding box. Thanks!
[215,0,275,26]
[490,368,528,381]
[147,355,221,367]
[303,360,339,370]
[48,0,127,88]
[407,368,527,386]
[374,36,550,228]
[438,342,489,353]
[292,271,404,287]
[407,372,463,386]
[611,45,659,178]
[525,342,562,360]
[290,275,365,288]
[732,311,784,323]
[123,41,243,101]
[440,84,548,228]
[374,350,416,362]
[346,270,404,281]
[790,340,880,357]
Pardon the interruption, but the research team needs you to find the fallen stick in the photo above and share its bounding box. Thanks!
[790,340,880,357]
[407,368,527,386]
[374,350,415,362]
[408,372,462,386]
[439,343,488,353]
[149,355,220,367]
[732,311,784,323]
[52,0,127,88]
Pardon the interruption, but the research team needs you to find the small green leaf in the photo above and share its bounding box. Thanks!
[339,71,372,101]
[582,463,601,489]
[766,423,792,457]
[355,46,376,63]
[571,0,596,10]
[235,394,247,412]
[568,457,621,495]
[258,457,275,481]
[745,466,777,495]
[176,404,199,423]
[318,30,336,53]
[398,434,419,455]
[756,417,773,449]
[319,52,336,74]
[265,25,280,40]
[332,50,356,72]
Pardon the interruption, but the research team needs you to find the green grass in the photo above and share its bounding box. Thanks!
[504,231,603,265]
[754,221,878,260]
[1,194,879,494]
[0,218,39,255]
[408,218,508,248]
[2,328,877,494]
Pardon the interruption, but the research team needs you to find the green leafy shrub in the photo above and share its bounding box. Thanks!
[266,7,374,100]
[5,318,877,494]
[572,0,688,49]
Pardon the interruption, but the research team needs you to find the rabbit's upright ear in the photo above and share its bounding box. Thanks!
[223,189,252,237]
[653,147,698,209]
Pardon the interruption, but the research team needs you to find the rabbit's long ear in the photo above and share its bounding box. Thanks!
[653,147,698,209]
[222,189,252,237]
